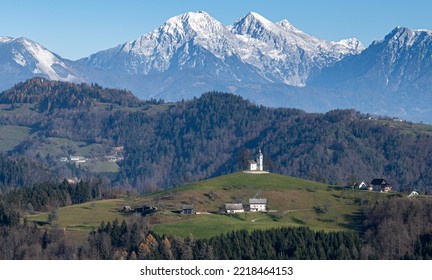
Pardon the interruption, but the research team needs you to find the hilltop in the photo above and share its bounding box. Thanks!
[0,77,143,111]
[8,171,432,260]
[27,172,393,239]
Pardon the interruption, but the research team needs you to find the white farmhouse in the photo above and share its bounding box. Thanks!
[249,198,267,212]
[69,155,87,163]
[225,203,244,214]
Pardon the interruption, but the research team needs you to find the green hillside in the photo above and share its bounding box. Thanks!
[27,172,395,239]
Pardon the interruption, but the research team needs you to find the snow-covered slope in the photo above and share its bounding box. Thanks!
[230,12,364,85]
[80,11,364,92]
[308,26,432,122]
[0,37,83,90]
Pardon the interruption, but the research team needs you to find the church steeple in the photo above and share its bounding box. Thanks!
[257,147,263,171]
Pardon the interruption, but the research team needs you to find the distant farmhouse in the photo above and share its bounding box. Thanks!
[249,198,267,212]
[349,179,393,193]
[225,197,268,214]
[370,178,392,192]
[104,155,124,162]
[69,155,88,163]
[225,203,244,214]
[181,204,194,214]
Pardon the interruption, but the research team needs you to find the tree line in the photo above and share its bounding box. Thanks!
[0,179,115,226]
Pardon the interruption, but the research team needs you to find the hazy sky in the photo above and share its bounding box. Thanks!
[1,0,431,60]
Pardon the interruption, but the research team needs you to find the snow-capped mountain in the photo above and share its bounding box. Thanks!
[1,12,431,122]
[79,11,363,99]
[0,36,83,90]
[308,26,432,122]
[230,12,364,86]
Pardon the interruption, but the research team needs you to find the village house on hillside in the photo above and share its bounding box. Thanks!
[225,203,244,214]
[69,155,88,163]
[181,204,194,214]
[370,178,392,192]
[249,198,267,212]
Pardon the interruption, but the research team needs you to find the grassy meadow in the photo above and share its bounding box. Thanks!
[26,172,397,239]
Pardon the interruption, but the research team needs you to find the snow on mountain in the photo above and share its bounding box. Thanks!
[311,26,432,90]
[230,12,364,85]
[308,26,432,122]
[4,13,430,122]
[0,37,83,90]
[81,11,364,88]
[83,11,240,75]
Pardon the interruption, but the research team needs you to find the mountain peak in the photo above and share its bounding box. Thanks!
[375,26,432,49]
[233,11,280,35]
[161,10,223,35]
[0,36,14,43]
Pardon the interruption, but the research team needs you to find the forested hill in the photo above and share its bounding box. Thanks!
[0,153,53,191]
[0,79,431,192]
[0,78,143,111]
[109,93,432,192]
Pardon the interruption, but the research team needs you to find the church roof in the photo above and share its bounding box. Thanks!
[248,160,257,164]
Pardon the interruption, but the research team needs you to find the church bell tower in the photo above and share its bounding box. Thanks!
[257,147,263,171]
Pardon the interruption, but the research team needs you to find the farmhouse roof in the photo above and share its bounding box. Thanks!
[181,204,193,210]
[225,203,244,210]
[370,179,389,186]
[249,198,267,204]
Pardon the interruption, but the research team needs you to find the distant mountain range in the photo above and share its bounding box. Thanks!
[1,11,432,122]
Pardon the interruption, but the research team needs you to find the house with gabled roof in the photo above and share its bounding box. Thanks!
[370,178,392,192]
[181,204,194,214]
[249,198,267,212]
[225,203,244,214]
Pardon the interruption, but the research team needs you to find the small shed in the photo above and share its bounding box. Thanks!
[225,203,244,214]
[358,181,368,189]
[408,191,419,198]
[181,204,194,214]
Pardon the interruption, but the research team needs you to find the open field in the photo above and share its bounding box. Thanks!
[0,125,31,151]
[374,119,432,136]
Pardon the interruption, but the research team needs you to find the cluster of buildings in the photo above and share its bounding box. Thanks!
[350,178,393,192]
[60,155,124,163]
[58,146,125,164]
[180,198,268,215]
[225,198,267,214]
[59,155,88,163]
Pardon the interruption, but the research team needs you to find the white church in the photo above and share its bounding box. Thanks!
[248,147,264,171]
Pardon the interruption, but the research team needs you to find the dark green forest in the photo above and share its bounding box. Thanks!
[2,79,431,193]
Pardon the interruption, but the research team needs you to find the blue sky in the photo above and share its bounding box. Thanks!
[1,0,431,60]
